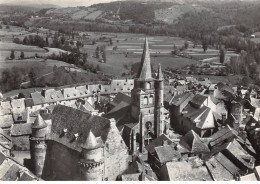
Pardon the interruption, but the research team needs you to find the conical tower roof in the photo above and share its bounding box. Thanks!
[157,63,163,80]
[82,130,99,150]
[137,37,152,80]
[31,114,48,129]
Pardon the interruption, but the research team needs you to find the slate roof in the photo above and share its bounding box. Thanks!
[250,97,260,108]
[0,115,14,129]
[48,105,122,152]
[240,173,258,181]
[169,92,194,106]
[82,130,103,149]
[205,157,234,181]
[137,37,153,80]
[154,145,181,163]
[11,99,25,110]
[208,125,238,148]
[179,130,210,154]
[164,161,212,181]
[190,94,208,108]
[31,114,48,129]
[110,92,131,107]
[157,63,163,80]
[0,164,20,181]
[10,123,32,136]
[145,134,173,154]
[183,105,214,129]
[30,91,45,105]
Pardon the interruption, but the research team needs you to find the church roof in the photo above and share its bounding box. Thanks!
[157,63,163,80]
[137,37,153,80]
[31,114,48,129]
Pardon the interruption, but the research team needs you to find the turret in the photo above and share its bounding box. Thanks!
[30,114,48,178]
[154,64,164,138]
[79,130,104,181]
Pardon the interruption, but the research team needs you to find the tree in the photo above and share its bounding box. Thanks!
[202,39,208,52]
[20,51,24,59]
[23,36,29,45]
[102,51,107,63]
[184,41,189,49]
[220,48,225,64]
[10,50,15,60]
[13,38,20,44]
[96,64,101,72]
[60,36,65,45]
[46,37,49,46]
[109,38,113,46]
[28,68,37,87]
[95,46,100,59]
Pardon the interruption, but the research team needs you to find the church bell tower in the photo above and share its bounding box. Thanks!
[131,37,165,152]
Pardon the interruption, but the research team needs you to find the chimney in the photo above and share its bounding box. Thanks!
[221,113,227,124]
[41,89,46,97]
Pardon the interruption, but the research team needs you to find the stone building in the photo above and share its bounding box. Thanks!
[28,105,129,181]
[105,38,170,153]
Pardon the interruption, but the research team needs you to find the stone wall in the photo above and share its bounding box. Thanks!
[104,149,129,181]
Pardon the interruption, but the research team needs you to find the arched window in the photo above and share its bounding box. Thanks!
[144,96,148,105]
[146,82,151,89]
[149,95,154,104]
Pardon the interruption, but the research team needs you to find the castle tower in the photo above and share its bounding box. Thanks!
[154,64,164,137]
[79,130,104,181]
[30,114,48,178]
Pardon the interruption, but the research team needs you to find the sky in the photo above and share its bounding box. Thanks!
[0,0,120,7]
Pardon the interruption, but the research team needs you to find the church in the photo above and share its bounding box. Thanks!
[105,37,170,153]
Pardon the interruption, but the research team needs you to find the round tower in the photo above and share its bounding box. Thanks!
[30,114,48,178]
[79,130,104,181]
[154,64,164,137]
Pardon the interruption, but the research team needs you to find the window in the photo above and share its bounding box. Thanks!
[149,95,153,104]
[144,96,148,105]
[146,82,151,89]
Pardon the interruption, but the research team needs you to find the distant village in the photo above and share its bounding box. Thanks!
[0,38,260,181]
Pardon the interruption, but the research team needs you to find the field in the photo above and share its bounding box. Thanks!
[0,41,47,61]
[81,33,197,77]
[0,59,71,79]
